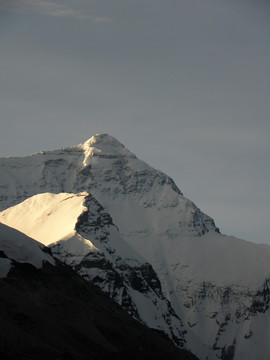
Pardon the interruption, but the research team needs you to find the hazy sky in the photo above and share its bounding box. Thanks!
[1,0,270,244]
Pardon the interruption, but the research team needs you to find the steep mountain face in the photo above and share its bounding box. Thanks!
[0,192,186,347]
[0,225,197,360]
[1,133,270,359]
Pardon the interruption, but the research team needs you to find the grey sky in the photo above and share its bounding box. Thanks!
[1,0,270,244]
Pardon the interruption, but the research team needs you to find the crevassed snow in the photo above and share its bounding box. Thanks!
[0,222,54,277]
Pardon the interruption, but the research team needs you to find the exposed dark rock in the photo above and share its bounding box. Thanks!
[221,341,235,360]
[0,251,8,258]
[0,260,198,360]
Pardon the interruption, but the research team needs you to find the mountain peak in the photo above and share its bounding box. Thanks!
[79,133,136,166]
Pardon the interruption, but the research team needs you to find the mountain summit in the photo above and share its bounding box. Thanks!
[78,133,137,165]
[0,134,270,360]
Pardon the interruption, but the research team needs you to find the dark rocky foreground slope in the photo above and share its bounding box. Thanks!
[0,259,197,360]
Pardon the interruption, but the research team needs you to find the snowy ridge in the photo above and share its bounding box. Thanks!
[0,192,90,246]
[1,133,270,359]
[0,222,54,277]
[0,192,186,346]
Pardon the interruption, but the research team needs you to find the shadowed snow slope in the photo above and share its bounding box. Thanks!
[0,222,54,277]
[1,133,270,360]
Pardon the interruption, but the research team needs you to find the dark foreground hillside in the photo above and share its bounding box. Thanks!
[0,261,198,360]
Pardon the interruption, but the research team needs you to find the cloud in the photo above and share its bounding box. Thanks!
[0,0,111,22]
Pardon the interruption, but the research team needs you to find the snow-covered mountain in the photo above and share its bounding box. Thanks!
[1,133,270,359]
[0,192,186,346]
[0,223,196,360]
